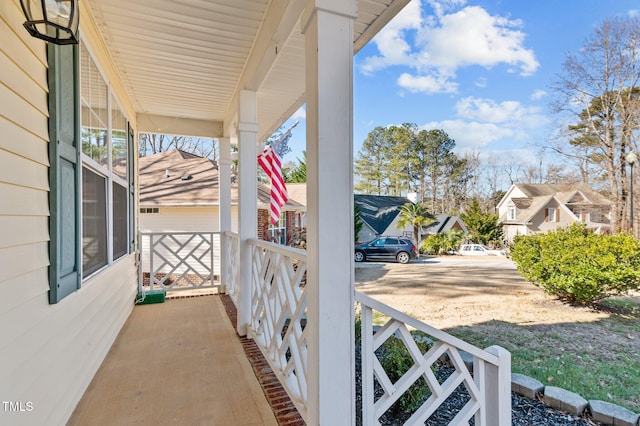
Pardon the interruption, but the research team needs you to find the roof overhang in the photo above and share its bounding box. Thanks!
[84,0,410,140]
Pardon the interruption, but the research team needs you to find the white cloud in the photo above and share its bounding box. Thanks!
[531,89,547,100]
[397,73,458,94]
[455,96,544,125]
[360,0,422,75]
[474,77,488,88]
[416,96,549,151]
[628,9,639,18]
[291,106,306,120]
[359,0,539,92]
[420,119,515,150]
[416,6,538,76]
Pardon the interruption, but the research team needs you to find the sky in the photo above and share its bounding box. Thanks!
[278,0,639,179]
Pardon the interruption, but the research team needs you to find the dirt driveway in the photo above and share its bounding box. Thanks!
[355,255,609,329]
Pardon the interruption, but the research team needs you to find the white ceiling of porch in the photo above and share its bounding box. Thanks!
[85,0,408,140]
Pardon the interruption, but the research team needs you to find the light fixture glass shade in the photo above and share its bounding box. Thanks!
[20,0,79,45]
[626,151,638,165]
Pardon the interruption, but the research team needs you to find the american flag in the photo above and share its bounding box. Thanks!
[270,122,297,157]
[257,145,288,224]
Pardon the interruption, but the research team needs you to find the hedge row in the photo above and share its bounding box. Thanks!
[511,224,640,305]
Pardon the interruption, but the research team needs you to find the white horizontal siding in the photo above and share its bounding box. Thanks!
[139,205,239,232]
[0,45,48,115]
[0,148,49,190]
[0,242,49,284]
[0,183,49,216]
[0,216,48,249]
[0,267,48,315]
[0,117,49,165]
[139,206,239,283]
[0,257,136,426]
[0,2,137,426]
[0,84,49,142]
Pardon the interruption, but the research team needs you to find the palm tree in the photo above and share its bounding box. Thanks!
[396,202,435,250]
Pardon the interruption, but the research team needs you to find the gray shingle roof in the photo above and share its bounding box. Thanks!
[354,194,412,235]
[138,149,303,208]
[422,214,468,234]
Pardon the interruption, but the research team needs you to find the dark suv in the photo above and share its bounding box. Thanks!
[354,237,417,264]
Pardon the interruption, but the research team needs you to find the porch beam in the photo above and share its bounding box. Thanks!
[222,0,304,138]
[136,113,223,138]
[302,1,357,424]
[236,90,258,336]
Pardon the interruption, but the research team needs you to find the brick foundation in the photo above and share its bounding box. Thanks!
[220,294,305,425]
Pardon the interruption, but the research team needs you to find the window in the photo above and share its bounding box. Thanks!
[547,207,558,222]
[140,208,159,214]
[112,182,128,259]
[48,39,135,302]
[82,168,108,276]
[268,213,286,244]
[507,205,516,221]
[80,41,132,277]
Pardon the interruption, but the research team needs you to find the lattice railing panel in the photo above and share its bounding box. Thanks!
[356,291,511,426]
[140,232,220,291]
[248,239,308,419]
[222,232,240,305]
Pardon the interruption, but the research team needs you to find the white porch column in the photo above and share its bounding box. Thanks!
[237,90,258,336]
[302,1,357,424]
[218,136,232,292]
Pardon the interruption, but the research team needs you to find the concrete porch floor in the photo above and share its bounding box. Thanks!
[68,295,278,425]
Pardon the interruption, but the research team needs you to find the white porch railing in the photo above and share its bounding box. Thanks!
[139,232,221,292]
[222,231,240,305]
[247,238,309,419]
[356,291,511,425]
[150,232,511,424]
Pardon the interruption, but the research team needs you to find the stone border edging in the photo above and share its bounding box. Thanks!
[511,373,640,426]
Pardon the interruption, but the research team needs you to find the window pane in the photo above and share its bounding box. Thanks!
[80,43,108,167]
[111,95,128,180]
[113,182,128,260]
[82,168,107,276]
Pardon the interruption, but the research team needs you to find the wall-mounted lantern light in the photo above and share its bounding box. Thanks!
[20,0,79,45]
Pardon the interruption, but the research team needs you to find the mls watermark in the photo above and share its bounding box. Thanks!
[2,401,34,412]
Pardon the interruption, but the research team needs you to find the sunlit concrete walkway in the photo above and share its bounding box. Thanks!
[68,295,278,426]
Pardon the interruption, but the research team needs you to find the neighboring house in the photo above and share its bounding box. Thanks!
[138,149,304,244]
[354,194,414,242]
[422,214,468,236]
[497,183,612,243]
[138,150,304,277]
[354,195,468,243]
[286,183,307,228]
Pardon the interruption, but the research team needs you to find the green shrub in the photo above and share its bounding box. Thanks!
[356,313,431,416]
[377,336,431,414]
[421,234,444,255]
[511,223,640,305]
[420,229,465,255]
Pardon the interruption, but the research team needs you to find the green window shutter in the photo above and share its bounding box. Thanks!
[48,43,81,304]
[128,123,136,253]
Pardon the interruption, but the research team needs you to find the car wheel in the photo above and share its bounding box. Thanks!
[396,252,410,264]
[355,251,365,262]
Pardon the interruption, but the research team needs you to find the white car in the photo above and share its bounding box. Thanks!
[458,244,506,256]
